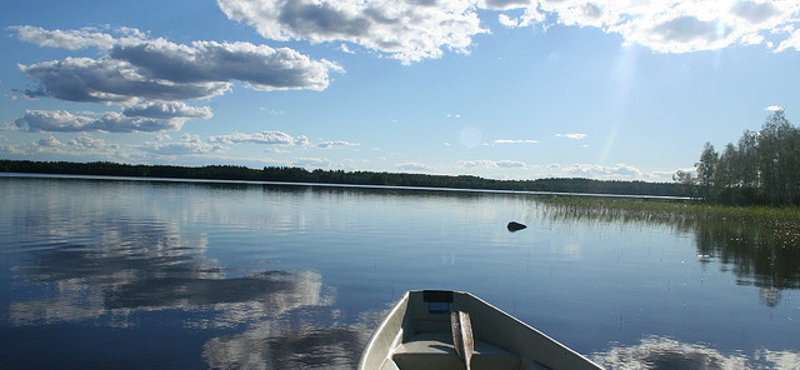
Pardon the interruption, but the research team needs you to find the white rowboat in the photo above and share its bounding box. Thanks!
[358,290,605,370]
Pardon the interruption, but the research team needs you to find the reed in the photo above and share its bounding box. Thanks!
[535,195,800,226]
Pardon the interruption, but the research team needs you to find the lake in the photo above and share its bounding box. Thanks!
[0,175,797,370]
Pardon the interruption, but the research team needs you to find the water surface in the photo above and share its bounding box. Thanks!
[0,175,797,369]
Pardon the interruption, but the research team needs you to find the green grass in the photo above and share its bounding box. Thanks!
[535,196,800,227]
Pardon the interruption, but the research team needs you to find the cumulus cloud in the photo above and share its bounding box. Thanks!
[215,0,800,60]
[556,133,588,140]
[37,135,64,148]
[0,136,25,155]
[18,57,229,103]
[141,134,226,155]
[217,0,487,64]
[775,28,800,52]
[9,25,125,50]
[10,27,330,135]
[14,110,187,133]
[563,163,643,178]
[122,101,213,120]
[12,25,341,111]
[17,40,339,104]
[498,0,800,53]
[19,133,126,159]
[68,133,122,154]
[458,159,527,169]
[397,162,435,172]
[479,0,534,11]
[108,39,341,91]
[208,131,309,146]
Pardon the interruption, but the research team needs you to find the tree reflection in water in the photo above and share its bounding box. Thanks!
[537,199,800,305]
[694,218,800,291]
[4,178,798,370]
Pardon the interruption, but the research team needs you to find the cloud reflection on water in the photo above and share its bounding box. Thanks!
[3,180,375,369]
[203,315,376,370]
[4,178,799,370]
[9,218,329,321]
[593,336,799,370]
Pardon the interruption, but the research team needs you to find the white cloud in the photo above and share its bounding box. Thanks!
[317,140,359,149]
[217,0,488,64]
[479,0,534,11]
[397,162,435,172]
[555,133,588,139]
[458,159,527,169]
[122,101,213,120]
[293,157,332,168]
[37,135,64,148]
[494,139,538,144]
[141,134,226,155]
[496,160,527,169]
[0,141,25,155]
[765,105,785,112]
[13,26,342,113]
[215,0,800,59]
[652,169,686,182]
[68,133,121,153]
[18,57,228,103]
[208,131,309,146]
[14,110,187,133]
[499,0,800,54]
[109,39,342,92]
[775,27,800,52]
[265,147,290,154]
[8,25,124,50]
[562,163,643,178]
[0,133,125,159]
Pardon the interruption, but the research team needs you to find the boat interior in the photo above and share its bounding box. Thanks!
[380,291,549,370]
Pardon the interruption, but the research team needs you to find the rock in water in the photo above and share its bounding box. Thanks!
[507,221,527,232]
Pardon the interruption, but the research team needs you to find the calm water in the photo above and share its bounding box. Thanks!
[1,175,798,370]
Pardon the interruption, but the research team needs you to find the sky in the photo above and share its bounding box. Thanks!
[1,0,799,182]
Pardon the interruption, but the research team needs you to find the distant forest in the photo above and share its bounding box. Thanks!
[0,159,688,198]
[679,109,800,207]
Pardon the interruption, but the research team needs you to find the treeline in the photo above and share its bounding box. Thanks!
[678,109,799,206]
[0,159,687,197]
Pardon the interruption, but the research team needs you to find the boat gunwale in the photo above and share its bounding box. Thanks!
[357,290,605,370]
[357,291,411,370]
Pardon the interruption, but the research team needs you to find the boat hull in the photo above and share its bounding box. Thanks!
[358,290,604,370]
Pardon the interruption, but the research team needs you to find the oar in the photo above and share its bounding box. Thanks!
[450,310,474,370]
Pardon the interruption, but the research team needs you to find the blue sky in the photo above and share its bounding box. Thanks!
[1,0,799,181]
